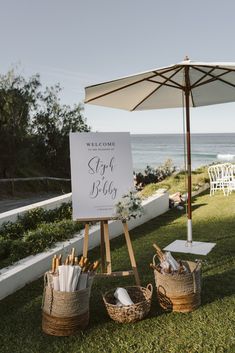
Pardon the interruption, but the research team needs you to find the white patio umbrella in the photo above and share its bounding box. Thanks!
[84,58,235,254]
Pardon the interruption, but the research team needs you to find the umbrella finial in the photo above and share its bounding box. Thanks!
[184,55,190,61]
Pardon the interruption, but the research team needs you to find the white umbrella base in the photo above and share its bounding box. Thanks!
[163,240,216,256]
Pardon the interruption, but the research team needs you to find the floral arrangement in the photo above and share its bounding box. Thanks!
[115,190,144,221]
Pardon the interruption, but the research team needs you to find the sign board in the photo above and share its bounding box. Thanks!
[70,132,134,220]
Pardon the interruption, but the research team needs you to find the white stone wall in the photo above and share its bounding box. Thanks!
[0,193,72,226]
[0,191,169,300]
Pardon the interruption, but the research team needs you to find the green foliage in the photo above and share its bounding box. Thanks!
[135,159,176,189]
[115,190,144,220]
[140,165,209,198]
[32,85,90,176]
[0,70,40,177]
[23,219,83,254]
[19,207,46,231]
[0,222,25,240]
[0,237,11,259]
[0,68,90,178]
[0,202,79,266]
[0,202,72,240]
[9,240,32,263]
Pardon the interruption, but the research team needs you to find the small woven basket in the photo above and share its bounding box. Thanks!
[102,284,153,324]
[153,255,201,313]
[42,272,92,336]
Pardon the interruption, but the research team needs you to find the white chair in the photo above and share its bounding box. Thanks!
[208,164,231,196]
[227,164,235,193]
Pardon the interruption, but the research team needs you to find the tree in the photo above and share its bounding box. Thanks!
[0,69,90,178]
[0,70,40,177]
[31,84,90,177]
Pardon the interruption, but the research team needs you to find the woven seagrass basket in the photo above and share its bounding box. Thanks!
[102,284,153,324]
[42,272,91,336]
[153,255,202,313]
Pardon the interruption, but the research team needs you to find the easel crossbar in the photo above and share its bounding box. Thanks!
[82,219,140,285]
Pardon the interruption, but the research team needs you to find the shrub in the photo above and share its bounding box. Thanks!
[9,240,33,263]
[0,203,81,268]
[0,237,11,260]
[19,208,45,230]
[0,202,73,241]
[23,219,83,254]
[135,159,176,189]
[0,222,25,240]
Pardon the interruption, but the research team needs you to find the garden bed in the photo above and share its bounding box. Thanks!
[0,202,84,269]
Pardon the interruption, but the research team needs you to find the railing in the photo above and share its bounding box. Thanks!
[0,177,71,182]
[0,177,71,195]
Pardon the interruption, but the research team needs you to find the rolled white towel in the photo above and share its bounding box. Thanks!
[116,299,124,307]
[114,287,134,306]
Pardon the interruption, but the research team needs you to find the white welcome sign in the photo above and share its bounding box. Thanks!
[70,132,134,220]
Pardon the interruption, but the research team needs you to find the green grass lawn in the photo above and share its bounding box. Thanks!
[0,190,235,353]
[140,166,209,198]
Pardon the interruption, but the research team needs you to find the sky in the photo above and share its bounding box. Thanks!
[1,0,235,134]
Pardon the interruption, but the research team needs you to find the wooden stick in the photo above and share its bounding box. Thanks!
[153,243,165,262]
[100,221,105,273]
[122,221,140,285]
[103,220,112,274]
[83,223,89,257]
[51,255,56,273]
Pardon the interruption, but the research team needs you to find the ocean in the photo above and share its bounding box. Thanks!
[131,133,235,172]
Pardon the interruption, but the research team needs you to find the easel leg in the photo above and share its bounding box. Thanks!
[103,220,112,274]
[83,223,89,257]
[100,221,106,273]
[122,221,140,285]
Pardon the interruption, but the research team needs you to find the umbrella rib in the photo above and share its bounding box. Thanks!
[152,71,184,89]
[191,67,217,88]
[146,79,182,90]
[85,66,180,103]
[85,73,159,103]
[192,67,235,89]
[131,67,184,111]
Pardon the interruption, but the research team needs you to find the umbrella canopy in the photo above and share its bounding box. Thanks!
[85,58,235,245]
[85,59,235,110]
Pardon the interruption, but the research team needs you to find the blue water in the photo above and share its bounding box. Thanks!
[131,133,235,171]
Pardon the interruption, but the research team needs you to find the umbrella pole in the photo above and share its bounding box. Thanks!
[185,69,193,245]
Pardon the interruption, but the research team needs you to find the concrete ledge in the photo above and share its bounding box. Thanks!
[0,191,169,300]
[0,193,72,226]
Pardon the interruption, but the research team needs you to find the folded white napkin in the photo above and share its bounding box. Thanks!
[52,274,60,291]
[114,287,134,306]
[77,273,88,291]
[87,274,95,289]
[58,265,66,291]
[165,252,180,271]
[71,266,81,292]
[66,265,75,292]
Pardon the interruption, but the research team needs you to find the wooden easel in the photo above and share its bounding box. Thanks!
[82,219,140,285]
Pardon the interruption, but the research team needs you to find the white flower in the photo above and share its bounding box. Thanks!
[115,190,144,221]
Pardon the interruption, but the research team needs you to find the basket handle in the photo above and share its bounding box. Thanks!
[153,253,159,266]
[146,283,153,295]
[41,272,49,309]
[192,260,202,273]
[41,272,54,313]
